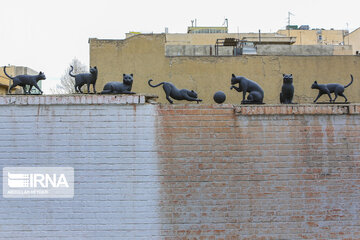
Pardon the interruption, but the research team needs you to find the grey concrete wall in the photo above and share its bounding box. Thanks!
[14,66,39,76]
[165,45,234,56]
[256,44,335,56]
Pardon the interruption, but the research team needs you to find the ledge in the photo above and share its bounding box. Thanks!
[0,94,159,105]
[234,104,360,115]
[0,95,359,115]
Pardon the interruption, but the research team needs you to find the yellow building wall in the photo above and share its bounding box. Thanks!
[0,66,16,94]
[277,29,345,45]
[345,27,360,54]
[333,45,353,55]
[90,34,360,104]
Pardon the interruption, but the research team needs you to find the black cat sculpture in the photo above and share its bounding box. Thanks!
[148,79,202,104]
[230,74,264,104]
[101,74,135,94]
[4,66,46,94]
[280,74,294,104]
[311,75,353,103]
[69,65,98,94]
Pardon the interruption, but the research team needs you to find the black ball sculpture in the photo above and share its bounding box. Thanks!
[213,91,226,104]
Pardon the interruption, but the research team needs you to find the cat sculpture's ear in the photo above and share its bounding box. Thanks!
[94,66,97,69]
[123,74,125,77]
[314,81,317,84]
[232,74,235,77]
[39,71,43,74]
[283,74,285,77]
[290,74,293,76]
[130,74,133,77]
[191,90,195,92]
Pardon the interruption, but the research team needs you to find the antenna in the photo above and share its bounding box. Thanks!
[346,22,349,45]
[287,12,295,35]
[288,12,295,26]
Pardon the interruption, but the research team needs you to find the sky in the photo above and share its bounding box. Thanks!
[1,0,359,93]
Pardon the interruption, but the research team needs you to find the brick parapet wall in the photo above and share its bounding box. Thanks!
[0,95,359,239]
[235,104,360,115]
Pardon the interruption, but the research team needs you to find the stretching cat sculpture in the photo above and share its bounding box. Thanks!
[311,75,353,103]
[4,66,46,94]
[69,65,98,93]
[101,74,135,94]
[230,74,264,104]
[148,79,202,104]
[280,74,294,104]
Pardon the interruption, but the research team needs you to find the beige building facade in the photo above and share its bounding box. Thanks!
[89,34,360,104]
[277,29,346,45]
[344,27,360,55]
[0,66,16,94]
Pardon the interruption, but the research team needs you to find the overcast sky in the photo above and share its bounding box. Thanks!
[1,0,359,93]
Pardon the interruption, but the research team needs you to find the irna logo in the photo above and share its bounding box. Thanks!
[3,167,74,198]
[8,172,69,188]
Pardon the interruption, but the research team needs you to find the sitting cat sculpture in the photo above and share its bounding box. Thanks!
[230,74,264,104]
[101,74,135,94]
[311,74,353,103]
[280,74,294,104]
[69,65,98,93]
[148,79,202,104]
[4,66,46,94]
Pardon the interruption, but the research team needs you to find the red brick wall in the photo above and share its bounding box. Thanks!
[156,104,360,239]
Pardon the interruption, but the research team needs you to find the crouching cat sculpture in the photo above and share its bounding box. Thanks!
[4,66,46,94]
[148,79,202,104]
[230,74,264,104]
[280,74,294,104]
[311,74,353,103]
[69,65,98,93]
[101,74,135,94]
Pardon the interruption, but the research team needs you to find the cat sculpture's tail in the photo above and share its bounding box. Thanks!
[69,65,76,78]
[148,79,165,88]
[3,66,14,79]
[344,74,354,88]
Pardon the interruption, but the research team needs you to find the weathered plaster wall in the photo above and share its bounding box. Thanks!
[0,95,359,239]
[89,35,360,104]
